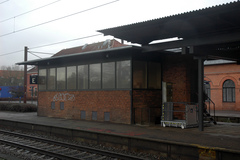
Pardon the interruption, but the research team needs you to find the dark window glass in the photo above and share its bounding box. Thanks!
[117,60,131,89]
[60,102,64,110]
[47,68,56,90]
[148,62,161,89]
[80,110,86,120]
[90,63,101,89]
[223,80,235,102]
[57,67,66,90]
[92,111,97,120]
[104,112,110,121]
[204,81,211,101]
[34,88,37,96]
[78,65,88,89]
[133,61,147,89]
[39,69,46,90]
[67,66,76,90]
[51,102,55,110]
[102,62,115,89]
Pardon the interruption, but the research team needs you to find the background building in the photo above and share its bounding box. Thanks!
[204,60,240,111]
[0,70,24,99]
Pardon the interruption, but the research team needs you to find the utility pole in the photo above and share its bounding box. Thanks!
[23,46,28,104]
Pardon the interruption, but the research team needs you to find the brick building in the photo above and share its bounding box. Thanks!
[204,60,240,111]
[18,39,198,124]
[18,1,240,130]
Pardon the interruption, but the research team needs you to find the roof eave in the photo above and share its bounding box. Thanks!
[16,45,140,65]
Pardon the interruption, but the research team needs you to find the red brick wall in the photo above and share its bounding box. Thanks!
[204,63,240,111]
[161,55,198,119]
[132,90,162,124]
[38,90,132,124]
[162,55,198,103]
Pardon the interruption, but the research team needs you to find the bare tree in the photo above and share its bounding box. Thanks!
[0,65,24,86]
[8,86,24,98]
[0,65,23,71]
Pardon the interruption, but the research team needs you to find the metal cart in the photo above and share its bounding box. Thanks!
[161,102,198,129]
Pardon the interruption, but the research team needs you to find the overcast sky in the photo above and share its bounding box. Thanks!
[0,0,236,67]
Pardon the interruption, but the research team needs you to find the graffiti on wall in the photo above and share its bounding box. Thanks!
[53,93,75,102]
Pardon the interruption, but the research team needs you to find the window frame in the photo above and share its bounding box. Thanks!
[67,66,77,90]
[222,79,235,102]
[38,59,135,91]
[56,67,66,90]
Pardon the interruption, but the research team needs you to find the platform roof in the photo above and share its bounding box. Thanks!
[98,1,240,61]
[17,46,140,66]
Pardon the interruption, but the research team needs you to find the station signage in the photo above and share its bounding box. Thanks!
[30,75,38,84]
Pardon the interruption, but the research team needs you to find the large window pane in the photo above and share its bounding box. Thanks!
[67,66,76,90]
[204,82,211,101]
[57,67,66,90]
[223,79,235,102]
[78,65,88,89]
[47,68,56,90]
[133,61,147,89]
[148,62,161,89]
[90,63,101,89]
[103,62,115,89]
[39,69,46,90]
[117,60,131,89]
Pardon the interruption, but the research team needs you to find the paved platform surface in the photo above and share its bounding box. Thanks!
[0,111,239,152]
[211,110,240,117]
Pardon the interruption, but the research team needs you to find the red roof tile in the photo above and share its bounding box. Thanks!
[52,39,125,57]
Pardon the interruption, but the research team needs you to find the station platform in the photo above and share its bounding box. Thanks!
[0,111,239,152]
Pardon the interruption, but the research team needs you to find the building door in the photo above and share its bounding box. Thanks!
[162,82,173,103]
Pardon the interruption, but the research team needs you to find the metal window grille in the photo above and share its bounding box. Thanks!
[223,80,235,102]
[51,102,55,110]
[80,110,86,120]
[104,112,110,121]
[60,102,64,110]
[92,111,97,120]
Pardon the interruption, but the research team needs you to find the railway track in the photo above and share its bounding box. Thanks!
[0,130,145,160]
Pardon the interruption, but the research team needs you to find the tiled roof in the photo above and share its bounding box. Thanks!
[52,39,125,57]
[27,66,38,73]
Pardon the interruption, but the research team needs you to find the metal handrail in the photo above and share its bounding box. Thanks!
[205,96,216,122]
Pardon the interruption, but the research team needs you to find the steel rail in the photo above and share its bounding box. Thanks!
[0,129,144,160]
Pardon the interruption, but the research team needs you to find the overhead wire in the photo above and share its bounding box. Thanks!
[28,51,42,59]
[28,51,54,55]
[0,50,23,57]
[0,33,103,57]
[0,0,61,23]
[0,0,117,57]
[0,0,9,5]
[0,0,119,37]
[30,33,102,49]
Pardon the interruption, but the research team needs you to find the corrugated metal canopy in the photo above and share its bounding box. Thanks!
[98,1,240,45]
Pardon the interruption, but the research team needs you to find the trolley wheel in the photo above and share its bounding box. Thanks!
[163,123,166,127]
[181,124,185,129]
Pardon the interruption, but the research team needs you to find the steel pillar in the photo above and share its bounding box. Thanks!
[197,57,204,131]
